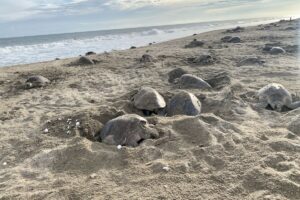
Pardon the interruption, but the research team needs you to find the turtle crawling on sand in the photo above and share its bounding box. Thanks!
[168,67,188,83]
[78,56,95,65]
[26,75,50,88]
[179,74,212,89]
[140,54,155,63]
[257,83,300,112]
[100,114,158,147]
[187,54,216,65]
[270,47,286,54]
[185,39,205,48]
[167,91,201,116]
[133,87,166,115]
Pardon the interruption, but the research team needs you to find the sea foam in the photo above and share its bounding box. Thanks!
[0,18,278,67]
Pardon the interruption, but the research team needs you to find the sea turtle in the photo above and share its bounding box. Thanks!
[168,67,188,83]
[179,74,212,89]
[205,72,231,89]
[185,39,205,48]
[226,26,245,33]
[257,83,300,111]
[221,36,241,43]
[133,87,166,115]
[187,54,216,65]
[99,114,158,147]
[25,75,50,88]
[167,91,201,116]
[77,56,95,65]
[237,57,265,66]
[270,47,286,54]
[262,43,282,52]
[221,36,233,42]
[140,54,155,63]
[85,51,96,56]
[228,36,241,43]
[285,27,297,31]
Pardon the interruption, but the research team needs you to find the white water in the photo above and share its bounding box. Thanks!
[0,18,279,67]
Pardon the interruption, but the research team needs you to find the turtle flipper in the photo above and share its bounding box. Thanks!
[287,101,300,110]
[256,102,268,110]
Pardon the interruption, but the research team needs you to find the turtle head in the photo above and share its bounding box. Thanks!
[25,82,33,88]
[269,101,283,112]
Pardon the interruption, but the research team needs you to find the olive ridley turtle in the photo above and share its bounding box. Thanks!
[167,91,201,116]
[99,114,158,147]
[133,87,166,115]
[26,75,50,88]
[185,39,205,48]
[168,68,188,83]
[270,47,286,54]
[77,56,95,65]
[257,83,300,111]
[179,74,212,89]
[140,54,155,63]
[187,54,216,65]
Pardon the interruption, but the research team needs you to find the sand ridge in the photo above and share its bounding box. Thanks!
[0,19,299,199]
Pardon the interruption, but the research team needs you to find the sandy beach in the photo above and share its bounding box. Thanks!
[0,19,299,199]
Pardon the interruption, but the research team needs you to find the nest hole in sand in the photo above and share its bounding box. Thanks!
[42,107,161,147]
[42,107,123,141]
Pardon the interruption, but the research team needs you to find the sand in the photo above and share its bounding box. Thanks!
[0,19,299,199]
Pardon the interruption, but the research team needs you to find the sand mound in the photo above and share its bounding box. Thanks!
[243,167,300,199]
[171,116,217,146]
[288,116,300,135]
[27,140,127,174]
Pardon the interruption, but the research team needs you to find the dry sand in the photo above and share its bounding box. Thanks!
[0,19,300,199]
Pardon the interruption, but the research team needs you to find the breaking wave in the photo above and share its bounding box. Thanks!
[0,18,279,67]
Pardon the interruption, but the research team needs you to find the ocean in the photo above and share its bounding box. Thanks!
[0,17,279,67]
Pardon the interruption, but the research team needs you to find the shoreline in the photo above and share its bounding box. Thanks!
[0,17,283,69]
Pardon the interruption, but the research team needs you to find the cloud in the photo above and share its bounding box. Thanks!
[0,0,38,21]
[0,0,299,38]
[0,0,294,23]
[102,0,211,10]
[0,0,93,22]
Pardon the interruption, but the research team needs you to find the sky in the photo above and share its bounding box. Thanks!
[0,0,299,38]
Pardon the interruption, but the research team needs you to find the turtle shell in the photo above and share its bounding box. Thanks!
[26,75,50,88]
[133,87,166,111]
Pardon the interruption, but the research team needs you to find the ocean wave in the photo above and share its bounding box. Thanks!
[140,28,166,36]
[0,18,279,67]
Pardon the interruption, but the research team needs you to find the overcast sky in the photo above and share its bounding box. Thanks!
[0,0,299,38]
